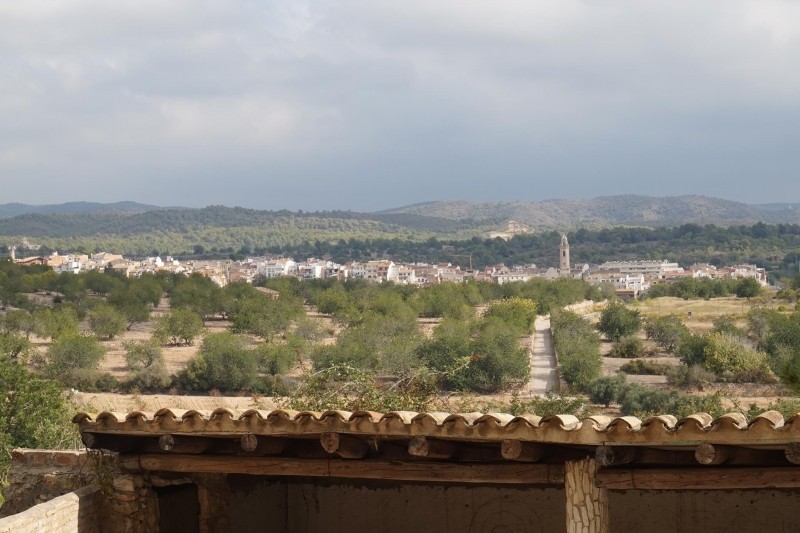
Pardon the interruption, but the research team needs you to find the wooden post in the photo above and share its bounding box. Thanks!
[565,458,608,533]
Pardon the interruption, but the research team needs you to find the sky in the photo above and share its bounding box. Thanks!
[1,1,799,211]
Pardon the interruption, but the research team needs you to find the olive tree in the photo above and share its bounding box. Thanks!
[597,301,641,342]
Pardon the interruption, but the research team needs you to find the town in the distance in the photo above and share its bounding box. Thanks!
[9,233,768,298]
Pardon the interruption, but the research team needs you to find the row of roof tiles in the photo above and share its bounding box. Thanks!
[74,409,800,446]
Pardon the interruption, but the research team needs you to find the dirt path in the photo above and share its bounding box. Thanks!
[526,316,559,396]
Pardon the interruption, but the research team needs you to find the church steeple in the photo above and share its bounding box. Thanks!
[559,234,570,273]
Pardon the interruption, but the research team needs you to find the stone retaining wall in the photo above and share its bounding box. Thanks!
[0,486,100,533]
[0,449,98,517]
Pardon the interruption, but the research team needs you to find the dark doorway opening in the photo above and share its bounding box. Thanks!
[156,483,199,533]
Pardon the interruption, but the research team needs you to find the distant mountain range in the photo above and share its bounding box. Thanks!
[380,195,800,227]
[4,195,800,227]
[1,196,799,257]
[0,201,177,218]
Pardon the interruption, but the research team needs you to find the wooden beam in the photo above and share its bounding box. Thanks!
[695,444,786,466]
[320,433,370,459]
[597,467,800,490]
[119,454,565,485]
[240,434,288,455]
[408,437,455,460]
[501,440,544,463]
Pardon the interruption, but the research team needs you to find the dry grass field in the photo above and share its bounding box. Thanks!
[634,295,783,333]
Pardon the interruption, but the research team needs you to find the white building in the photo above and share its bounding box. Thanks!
[257,259,297,279]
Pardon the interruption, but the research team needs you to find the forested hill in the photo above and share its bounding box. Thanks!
[0,206,499,256]
[0,201,169,217]
[381,195,800,227]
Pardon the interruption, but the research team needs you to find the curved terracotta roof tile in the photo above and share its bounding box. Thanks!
[349,411,382,422]
[540,414,579,430]
[182,410,206,421]
[508,414,543,427]
[380,411,417,424]
[702,413,742,431]
[72,413,93,423]
[266,409,298,421]
[641,415,677,430]
[585,415,613,430]
[475,413,516,426]
[125,411,149,423]
[209,408,237,420]
[319,410,352,421]
[95,411,124,423]
[153,408,182,421]
[753,410,785,429]
[294,410,323,421]
[677,413,713,429]
[238,409,268,421]
[443,413,484,426]
[411,412,451,426]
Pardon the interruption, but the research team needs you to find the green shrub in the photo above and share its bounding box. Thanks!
[587,374,627,407]
[454,318,529,392]
[620,359,671,375]
[178,332,258,392]
[665,364,716,387]
[482,297,537,334]
[504,391,588,417]
[597,301,641,342]
[703,333,772,383]
[0,358,79,478]
[608,336,644,358]
[154,309,204,346]
[44,334,106,379]
[62,368,119,392]
[643,315,689,353]
[87,303,127,340]
[619,385,724,418]
[552,311,601,390]
[124,341,171,391]
[711,314,744,336]
[677,334,708,367]
[256,342,297,376]
[282,366,440,413]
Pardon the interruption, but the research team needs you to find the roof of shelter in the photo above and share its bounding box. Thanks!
[73,409,800,488]
[74,408,800,447]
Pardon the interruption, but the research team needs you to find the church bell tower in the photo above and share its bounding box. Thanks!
[559,234,570,274]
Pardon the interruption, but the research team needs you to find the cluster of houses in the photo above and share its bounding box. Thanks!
[9,234,769,299]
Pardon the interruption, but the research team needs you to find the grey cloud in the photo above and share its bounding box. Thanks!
[0,0,799,209]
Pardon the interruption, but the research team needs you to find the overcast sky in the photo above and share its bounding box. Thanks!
[1,1,799,211]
